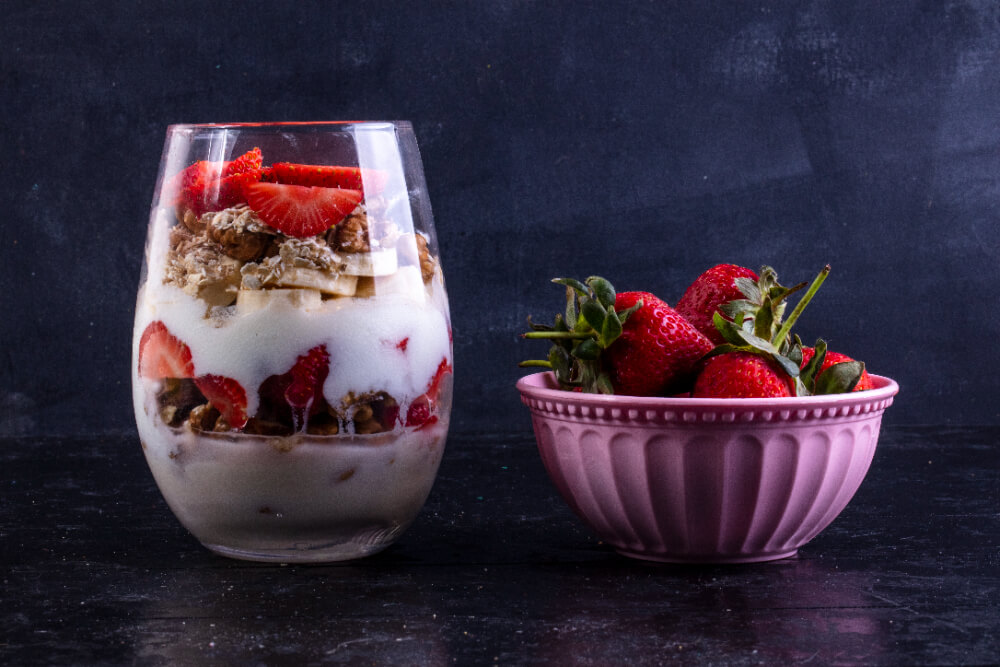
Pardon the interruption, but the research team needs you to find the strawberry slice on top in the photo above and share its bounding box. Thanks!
[194,375,249,430]
[166,147,263,216]
[245,182,363,237]
[264,162,386,194]
[138,321,195,379]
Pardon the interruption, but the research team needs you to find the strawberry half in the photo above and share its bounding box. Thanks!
[138,321,195,379]
[405,357,453,427]
[264,162,386,193]
[285,345,330,410]
[194,375,249,430]
[245,182,363,237]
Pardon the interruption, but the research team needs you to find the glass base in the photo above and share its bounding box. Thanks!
[200,524,406,563]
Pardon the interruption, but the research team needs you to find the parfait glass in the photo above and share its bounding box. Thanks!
[132,122,452,562]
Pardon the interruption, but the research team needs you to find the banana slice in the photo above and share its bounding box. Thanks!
[338,248,398,277]
[237,288,323,314]
[274,268,358,296]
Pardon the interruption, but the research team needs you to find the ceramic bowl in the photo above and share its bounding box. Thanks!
[516,372,899,563]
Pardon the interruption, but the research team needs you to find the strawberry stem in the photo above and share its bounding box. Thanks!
[773,265,830,348]
[522,331,591,340]
[519,359,553,368]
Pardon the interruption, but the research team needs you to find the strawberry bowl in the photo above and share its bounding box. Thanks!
[516,371,899,563]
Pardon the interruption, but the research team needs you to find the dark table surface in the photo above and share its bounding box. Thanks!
[2,426,998,665]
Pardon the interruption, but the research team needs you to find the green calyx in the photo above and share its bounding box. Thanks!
[520,276,638,394]
[707,264,857,396]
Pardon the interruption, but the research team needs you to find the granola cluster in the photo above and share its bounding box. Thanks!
[163,203,437,309]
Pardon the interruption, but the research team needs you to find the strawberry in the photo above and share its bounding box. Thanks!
[194,375,249,430]
[166,147,263,216]
[800,346,873,392]
[245,182,363,237]
[603,291,714,396]
[284,345,331,410]
[405,357,452,427]
[521,276,711,396]
[223,147,263,176]
[257,345,330,429]
[263,162,385,193]
[675,264,759,344]
[138,321,195,379]
[692,351,795,398]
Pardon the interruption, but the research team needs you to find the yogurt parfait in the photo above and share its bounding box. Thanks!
[132,122,452,562]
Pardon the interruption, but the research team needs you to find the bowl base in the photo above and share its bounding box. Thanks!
[615,548,798,564]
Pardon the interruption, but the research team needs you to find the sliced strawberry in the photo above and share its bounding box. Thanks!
[405,357,452,427]
[194,375,249,430]
[223,147,262,176]
[245,182,363,237]
[405,396,431,427]
[166,148,263,216]
[266,162,386,193]
[425,357,453,402]
[285,345,330,409]
[138,321,195,380]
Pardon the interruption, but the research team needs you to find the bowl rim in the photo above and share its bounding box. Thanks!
[516,371,899,410]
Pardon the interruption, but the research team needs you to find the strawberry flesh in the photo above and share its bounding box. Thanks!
[167,148,263,216]
[405,357,452,427]
[245,182,363,237]
[194,374,249,430]
[138,321,195,379]
[266,162,386,193]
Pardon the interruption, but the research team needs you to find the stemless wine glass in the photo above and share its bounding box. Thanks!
[132,122,452,562]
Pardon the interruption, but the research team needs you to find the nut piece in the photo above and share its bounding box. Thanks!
[180,207,207,234]
[416,233,435,283]
[328,206,371,253]
[206,206,274,262]
[188,403,220,432]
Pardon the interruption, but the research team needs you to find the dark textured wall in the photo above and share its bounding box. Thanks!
[2,1,998,435]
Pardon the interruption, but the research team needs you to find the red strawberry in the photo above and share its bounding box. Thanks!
[245,182,363,237]
[801,347,873,392]
[223,147,262,176]
[138,321,195,379]
[264,162,386,193]
[194,375,249,430]
[675,264,759,344]
[256,345,330,430]
[167,148,263,216]
[691,352,795,398]
[405,357,452,427]
[603,291,714,396]
[284,345,330,410]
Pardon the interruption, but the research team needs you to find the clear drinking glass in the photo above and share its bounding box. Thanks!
[132,122,452,562]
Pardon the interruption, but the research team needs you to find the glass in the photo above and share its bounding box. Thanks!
[132,122,452,562]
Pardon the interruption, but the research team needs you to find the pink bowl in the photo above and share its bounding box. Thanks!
[516,372,899,563]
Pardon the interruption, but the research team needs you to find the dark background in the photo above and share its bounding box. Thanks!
[2,0,998,437]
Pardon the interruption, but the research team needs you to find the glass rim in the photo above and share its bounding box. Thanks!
[166,120,411,132]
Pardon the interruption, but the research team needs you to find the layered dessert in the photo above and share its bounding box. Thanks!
[132,143,452,561]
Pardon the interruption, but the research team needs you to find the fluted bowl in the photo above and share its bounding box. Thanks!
[516,372,899,563]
